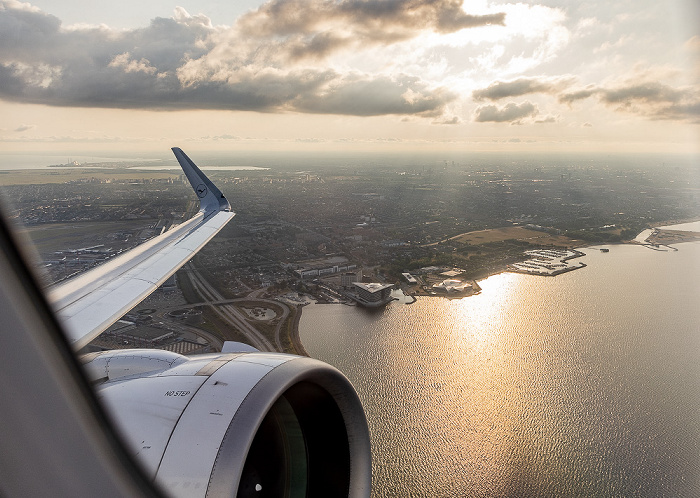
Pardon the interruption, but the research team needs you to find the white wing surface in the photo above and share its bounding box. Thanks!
[48,148,235,351]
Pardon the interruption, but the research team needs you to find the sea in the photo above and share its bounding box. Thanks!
[300,223,700,497]
[2,150,698,171]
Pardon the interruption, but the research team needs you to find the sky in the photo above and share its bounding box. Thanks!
[0,0,699,157]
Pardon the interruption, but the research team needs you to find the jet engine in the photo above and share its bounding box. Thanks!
[81,346,371,498]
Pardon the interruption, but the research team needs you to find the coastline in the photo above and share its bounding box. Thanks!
[281,220,700,356]
[297,229,700,497]
[288,304,309,357]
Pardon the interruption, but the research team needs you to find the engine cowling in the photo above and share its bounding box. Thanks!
[82,348,371,497]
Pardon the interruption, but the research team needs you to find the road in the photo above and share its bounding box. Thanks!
[185,262,276,352]
[157,293,297,353]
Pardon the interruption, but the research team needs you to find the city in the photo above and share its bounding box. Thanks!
[1,0,697,494]
[3,155,698,357]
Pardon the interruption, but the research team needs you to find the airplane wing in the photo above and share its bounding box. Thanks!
[0,148,371,497]
[47,147,235,351]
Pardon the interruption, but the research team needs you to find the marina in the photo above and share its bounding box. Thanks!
[507,249,586,276]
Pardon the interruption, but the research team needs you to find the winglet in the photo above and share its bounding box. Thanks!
[172,147,231,215]
[50,148,236,350]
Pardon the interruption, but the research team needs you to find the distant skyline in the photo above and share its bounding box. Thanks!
[0,0,698,155]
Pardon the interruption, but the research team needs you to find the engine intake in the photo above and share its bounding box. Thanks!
[88,351,371,497]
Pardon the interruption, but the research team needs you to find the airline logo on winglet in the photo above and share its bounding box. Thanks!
[171,147,232,215]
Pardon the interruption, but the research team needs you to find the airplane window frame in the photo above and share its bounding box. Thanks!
[0,209,164,497]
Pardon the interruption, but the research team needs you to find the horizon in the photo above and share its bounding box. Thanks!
[1,148,698,172]
[0,0,698,156]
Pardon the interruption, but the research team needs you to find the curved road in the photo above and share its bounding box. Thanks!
[185,262,277,352]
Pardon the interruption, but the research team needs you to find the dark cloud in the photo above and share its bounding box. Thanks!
[235,0,506,61]
[287,31,351,60]
[599,82,685,105]
[14,124,36,132]
[0,5,212,73]
[473,101,538,122]
[339,0,506,34]
[472,77,571,101]
[293,75,455,116]
[238,0,505,42]
[0,1,459,118]
[558,87,597,104]
[560,81,699,121]
[475,76,699,123]
[0,4,61,61]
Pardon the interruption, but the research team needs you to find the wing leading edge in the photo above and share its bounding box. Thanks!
[48,148,235,351]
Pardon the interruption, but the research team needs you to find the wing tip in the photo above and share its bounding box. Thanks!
[171,147,232,215]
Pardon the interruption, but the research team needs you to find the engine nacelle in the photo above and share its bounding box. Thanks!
[83,349,371,497]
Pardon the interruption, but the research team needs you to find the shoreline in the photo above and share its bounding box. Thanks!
[268,221,700,356]
[289,304,309,357]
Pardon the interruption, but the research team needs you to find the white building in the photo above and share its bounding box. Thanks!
[402,272,418,284]
[348,282,394,307]
[432,279,472,293]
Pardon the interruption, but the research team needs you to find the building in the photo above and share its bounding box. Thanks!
[348,282,394,307]
[402,272,418,284]
[432,279,472,293]
[295,256,357,279]
[341,270,363,287]
[439,269,464,278]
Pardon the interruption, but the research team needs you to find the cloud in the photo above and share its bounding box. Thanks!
[560,81,700,122]
[293,74,455,116]
[473,101,538,123]
[237,0,505,51]
[0,0,501,118]
[14,123,36,132]
[599,82,685,106]
[432,115,461,125]
[108,53,158,75]
[0,134,135,143]
[472,77,573,101]
[199,134,241,141]
[559,87,597,104]
[295,137,327,143]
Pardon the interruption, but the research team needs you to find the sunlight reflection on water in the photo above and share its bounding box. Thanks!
[300,242,700,497]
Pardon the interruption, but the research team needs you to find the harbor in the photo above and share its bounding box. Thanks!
[507,249,586,276]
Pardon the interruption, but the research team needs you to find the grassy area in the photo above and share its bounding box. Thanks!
[384,237,558,281]
[200,307,249,343]
[176,268,202,304]
[21,220,151,254]
[280,306,302,355]
[176,269,253,343]
[452,226,580,247]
